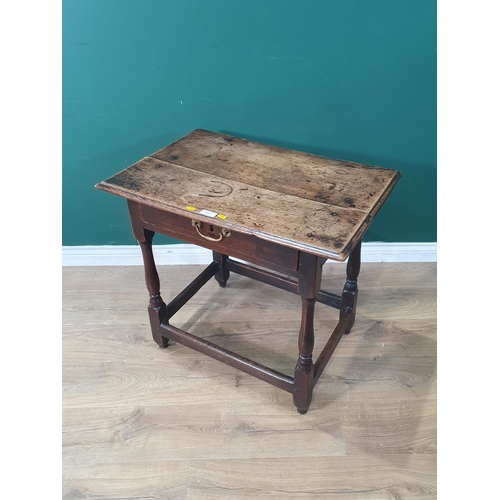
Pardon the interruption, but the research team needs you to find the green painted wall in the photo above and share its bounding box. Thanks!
[63,0,436,246]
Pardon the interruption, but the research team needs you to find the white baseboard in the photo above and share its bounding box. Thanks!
[62,242,436,266]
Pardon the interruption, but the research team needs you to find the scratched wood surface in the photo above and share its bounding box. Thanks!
[96,130,400,260]
[62,262,436,499]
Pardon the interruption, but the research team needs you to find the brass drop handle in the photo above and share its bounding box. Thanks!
[192,220,231,242]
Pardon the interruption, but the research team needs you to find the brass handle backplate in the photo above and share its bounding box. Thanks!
[192,220,231,242]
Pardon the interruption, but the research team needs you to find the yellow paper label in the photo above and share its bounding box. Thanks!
[185,206,196,211]
[216,214,227,220]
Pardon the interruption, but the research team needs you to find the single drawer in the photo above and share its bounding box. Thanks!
[138,204,299,274]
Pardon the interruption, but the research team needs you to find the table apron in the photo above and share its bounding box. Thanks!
[136,203,300,274]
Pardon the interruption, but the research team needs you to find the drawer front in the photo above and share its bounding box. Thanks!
[138,204,299,274]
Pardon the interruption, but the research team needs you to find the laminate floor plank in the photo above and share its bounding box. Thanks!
[62,460,188,500]
[185,455,437,499]
[63,402,346,463]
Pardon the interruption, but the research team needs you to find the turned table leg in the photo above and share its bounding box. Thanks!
[293,253,323,414]
[127,201,168,348]
[340,240,362,335]
[213,251,230,287]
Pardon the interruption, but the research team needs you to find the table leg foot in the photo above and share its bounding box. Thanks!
[148,298,169,348]
[293,354,315,414]
[213,252,230,287]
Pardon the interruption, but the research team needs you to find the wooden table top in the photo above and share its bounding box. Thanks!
[96,129,401,261]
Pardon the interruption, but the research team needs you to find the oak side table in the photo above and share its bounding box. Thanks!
[96,129,401,414]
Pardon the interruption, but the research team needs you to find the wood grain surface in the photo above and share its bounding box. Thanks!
[96,130,400,260]
[63,262,436,499]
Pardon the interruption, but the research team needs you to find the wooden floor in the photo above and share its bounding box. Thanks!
[62,262,437,499]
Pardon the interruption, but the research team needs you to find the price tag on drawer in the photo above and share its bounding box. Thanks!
[199,209,218,218]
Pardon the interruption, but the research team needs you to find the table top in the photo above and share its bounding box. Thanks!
[96,129,401,261]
